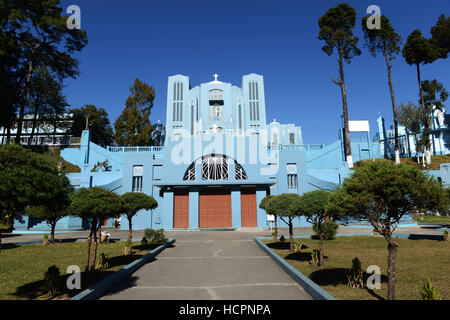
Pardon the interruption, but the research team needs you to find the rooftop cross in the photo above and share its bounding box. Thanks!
[213,73,219,81]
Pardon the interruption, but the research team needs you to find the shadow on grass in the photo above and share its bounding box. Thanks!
[0,243,19,250]
[407,234,444,241]
[308,268,388,300]
[266,242,310,250]
[12,252,150,300]
[284,251,326,262]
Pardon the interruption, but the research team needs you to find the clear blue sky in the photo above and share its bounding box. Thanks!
[60,0,449,145]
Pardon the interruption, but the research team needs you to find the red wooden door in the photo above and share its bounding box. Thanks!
[199,188,231,228]
[173,189,189,228]
[241,188,257,227]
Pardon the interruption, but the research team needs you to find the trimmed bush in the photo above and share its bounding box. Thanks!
[444,230,449,242]
[279,235,285,242]
[347,257,364,288]
[44,265,60,296]
[313,220,339,240]
[420,279,440,300]
[144,228,166,244]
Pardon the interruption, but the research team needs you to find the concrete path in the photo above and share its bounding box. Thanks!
[101,230,313,300]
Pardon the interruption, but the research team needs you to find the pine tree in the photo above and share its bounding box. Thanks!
[114,79,155,146]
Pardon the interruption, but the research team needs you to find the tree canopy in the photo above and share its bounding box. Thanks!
[318,3,361,63]
[114,79,155,146]
[70,105,114,146]
[362,15,401,59]
[430,14,450,59]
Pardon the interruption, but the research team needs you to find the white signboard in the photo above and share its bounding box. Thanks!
[267,215,275,222]
[349,120,370,133]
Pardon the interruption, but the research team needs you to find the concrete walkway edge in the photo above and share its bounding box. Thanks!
[254,237,336,301]
[71,238,176,300]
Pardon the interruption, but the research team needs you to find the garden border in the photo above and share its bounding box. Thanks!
[70,238,175,300]
[254,236,336,300]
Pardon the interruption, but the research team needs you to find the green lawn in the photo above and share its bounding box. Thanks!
[413,215,450,225]
[0,241,158,300]
[264,236,450,300]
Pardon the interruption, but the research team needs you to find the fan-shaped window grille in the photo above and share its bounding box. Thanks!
[202,155,228,180]
[183,162,196,180]
[235,162,248,180]
[184,155,248,181]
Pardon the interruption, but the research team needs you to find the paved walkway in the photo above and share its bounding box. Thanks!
[101,230,313,300]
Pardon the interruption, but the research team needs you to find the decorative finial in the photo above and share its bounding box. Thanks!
[85,115,89,130]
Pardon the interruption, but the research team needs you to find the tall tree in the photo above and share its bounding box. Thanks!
[430,14,450,59]
[397,102,426,164]
[362,15,402,164]
[318,3,361,168]
[402,30,441,165]
[69,187,123,271]
[121,192,158,248]
[0,0,87,144]
[70,105,114,147]
[26,67,68,145]
[114,78,155,146]
[422,79,448,113]
[0,144,69,246]
[328,160,447,300]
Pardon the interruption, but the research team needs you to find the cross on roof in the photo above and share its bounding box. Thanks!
[213,73,219,81]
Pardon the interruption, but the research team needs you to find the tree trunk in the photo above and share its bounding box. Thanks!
[90,220,99,271]
[50,222,56,245]
[338,50,353,168]
[288,218,294,252]
[15,56,34,145]
[85,228,93,272]
[384,44,400,164]
[416,63,431,165]
[387,238,398,300]
[274,214,278,236]
[319,228,324,268]
[128,217,133,245]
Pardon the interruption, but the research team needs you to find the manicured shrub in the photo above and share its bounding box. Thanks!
[313,221,339,240]
[444,230,449,242]
[96,253,109,270]
[141,236,148,247]
[44,265,60,296]
[279,235,285,242]
[310,249,319,267]
[294,240,303,252]
[420,279,440,300]
[124,240,132,255]
[144,228,166,244]
[347,257,364,288]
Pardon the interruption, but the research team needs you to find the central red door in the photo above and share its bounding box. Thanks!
[199,188,231,228]
[241,187,257,227]
[173,189,189,228]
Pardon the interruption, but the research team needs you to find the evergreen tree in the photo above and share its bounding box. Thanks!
[318,3,361,168]
[328,160,447,300]
[362,15,402,164]
[430,14,450,59]
[0,0,87,144]
[114,79,155,146]
[70,105,114,147]
[402,30,441,165]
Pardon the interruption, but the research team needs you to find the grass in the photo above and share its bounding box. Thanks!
[413,215,450,225]
[0,241,160,300]
[264,236,450,300]
[355,154,450,170]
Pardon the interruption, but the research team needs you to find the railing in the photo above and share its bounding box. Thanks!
[267,144,324,151]
[107,146,164,153]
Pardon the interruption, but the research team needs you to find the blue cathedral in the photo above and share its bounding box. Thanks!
[15,73,450,231]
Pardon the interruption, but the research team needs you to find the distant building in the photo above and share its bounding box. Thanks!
[0,113,75,147]
[376,106,450,158]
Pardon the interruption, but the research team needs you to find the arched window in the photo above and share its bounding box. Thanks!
[183,162,196,180]
[209,89,223,100]
[182,154,248,181]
